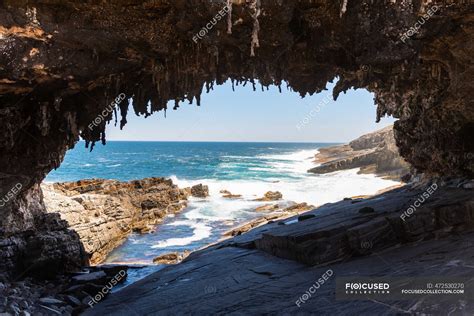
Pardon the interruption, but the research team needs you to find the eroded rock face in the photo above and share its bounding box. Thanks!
[42,178,189,265]
[308,125,411,180]
[190,184,209,198]
[0,184,86,278]
[0,1,472,273]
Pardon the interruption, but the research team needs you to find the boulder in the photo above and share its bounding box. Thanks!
[254,191,283,201]
[283,203,314,212]
[71,271,107,284]
[38,297,64,305]
[222,193,242,199]
[153,251,190,265]
[190,184,209,198]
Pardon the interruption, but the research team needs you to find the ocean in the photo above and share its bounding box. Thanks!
[46,141,399,287]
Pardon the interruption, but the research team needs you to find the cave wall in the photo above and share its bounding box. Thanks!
[0,0,473,274]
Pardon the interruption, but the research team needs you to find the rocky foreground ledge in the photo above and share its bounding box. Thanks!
[309,125,411,181]
[87,180,474,315]
[0,178,210,315]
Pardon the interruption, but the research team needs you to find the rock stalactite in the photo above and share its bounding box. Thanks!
[0,1,473,274]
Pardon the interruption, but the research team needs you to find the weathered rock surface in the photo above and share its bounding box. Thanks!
[87,183,474,315]
[153,251,190,265]
[224,202,314,238]
[254,191,283,201]
[222,192,242,199]
[309,125,411,180]
[0,0,472,276]
[190,184,209,198]
[0,184,87,278]
[0,265,128,315]
[228,182,474,266]
[42,178,189,265]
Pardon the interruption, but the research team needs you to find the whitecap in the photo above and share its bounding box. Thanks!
[151,221,212,248]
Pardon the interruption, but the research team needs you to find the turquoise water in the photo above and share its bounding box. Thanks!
[47,141,399,287]
[47,141,336,182]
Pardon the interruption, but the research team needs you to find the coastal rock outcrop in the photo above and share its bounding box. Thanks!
[42,178,189,265]
[224,202,314,237]
[87,182,474,315]
[221,190,243,199]
[308,125,411,180]
[0,184,87,278]
[190,184,209,198]
[0,0,472,285]
[254,191,283,201]
[152,251,190,265]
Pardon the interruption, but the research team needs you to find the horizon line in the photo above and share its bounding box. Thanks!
[88,140,346,144]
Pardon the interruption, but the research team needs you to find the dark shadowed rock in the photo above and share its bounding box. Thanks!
[71,271,107,284]
[358,207,375,214]
[298,214,316,221]
[38,297,64,305]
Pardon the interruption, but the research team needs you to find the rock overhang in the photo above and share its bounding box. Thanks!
[0,0,473,274]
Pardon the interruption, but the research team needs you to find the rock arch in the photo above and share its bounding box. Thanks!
[0,0,472,274]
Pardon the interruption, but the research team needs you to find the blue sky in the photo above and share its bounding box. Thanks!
[106,80,395,142]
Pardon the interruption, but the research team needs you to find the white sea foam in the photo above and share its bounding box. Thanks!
[169,148,400,227]
[173,170,397,208]
[106,164,122,168]
[151,221,212,248]
[257,148,320,174]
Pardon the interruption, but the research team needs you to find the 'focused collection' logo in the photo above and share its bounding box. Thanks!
[345,282,390,295]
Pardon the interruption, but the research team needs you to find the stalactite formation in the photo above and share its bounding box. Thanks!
[340,0,348,17]
[249,0,261,57]
[227,0,233,34]
[0,0,473,275]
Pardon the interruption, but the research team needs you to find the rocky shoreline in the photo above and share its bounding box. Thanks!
[86,179,474,315]
[12,130,407,313]
[0,129,421,315]
[308,125,411,181]
[0,136,466,315]
[42,178,202,265]
[1,178,211,315]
